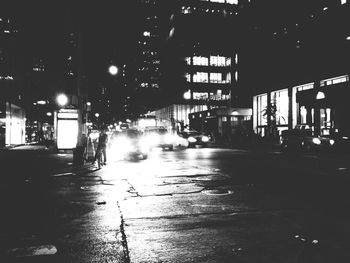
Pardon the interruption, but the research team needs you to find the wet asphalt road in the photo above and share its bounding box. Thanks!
[1,146,350,262]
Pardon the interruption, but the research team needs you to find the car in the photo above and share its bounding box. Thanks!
[109,128,149,160]
[280,127,335,152]
[178,130,211,148]
[143,126,175,150]
[324,131,350,154]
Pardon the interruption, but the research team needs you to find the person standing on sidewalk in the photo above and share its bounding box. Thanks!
[93,129,108,165]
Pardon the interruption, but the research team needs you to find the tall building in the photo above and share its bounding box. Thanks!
[0,14,26,146]
[140,0,243,129]
[129,0,165,115]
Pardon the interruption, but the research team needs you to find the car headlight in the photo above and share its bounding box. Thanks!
[201,136,209,142]
[312,138,321,145]
[188,137,196,143]
[329,139,335,146]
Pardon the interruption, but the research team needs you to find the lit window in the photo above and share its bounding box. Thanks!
[320,75,349,86]
[185,57,191,65]
[210,73,222,83]
[341,0,347,5]
[193,72,208,83]
[193,92,209,100]
[185,73,191,82]
[193,56,209,66]
[226,0,238,4]
[210,55,229,66]
[143,31,150,37]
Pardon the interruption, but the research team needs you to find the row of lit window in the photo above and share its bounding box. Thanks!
[200,0,239,4]
[186,72,233,83]
[142,50,158,56]
[33,66,45,72]
[294,75,349,92]
[0,75,14,80]
[139,82,159,88]
[190,90,230,101]
[138,66,160,72]
[143,31,159,38]
[186,55,236,67]
[181,6,237,16]
[320,75,349,86]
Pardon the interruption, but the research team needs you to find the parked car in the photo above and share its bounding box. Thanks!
[178,130,211,148]
[143,126,175,150]
[280,127,335,152]
[324,131,350,154]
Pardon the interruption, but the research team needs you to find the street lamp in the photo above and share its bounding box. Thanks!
[108,65,118,76]
[56,94,68,107]
[183,90,191,100]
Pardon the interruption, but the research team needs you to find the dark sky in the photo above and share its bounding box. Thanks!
[4,0,136,81]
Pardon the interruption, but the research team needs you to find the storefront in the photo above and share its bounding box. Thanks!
[253,75,350,138]
[0,102,26,147]
[297,80,350,136]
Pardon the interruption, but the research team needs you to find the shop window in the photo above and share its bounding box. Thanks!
[271,89,288,125]
[256,94,267,126]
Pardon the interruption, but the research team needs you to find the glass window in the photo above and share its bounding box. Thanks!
[210,73,221,83]
[320,75,349,86]
[257,94,268,126]
[193,72,208,83]
[193,56,209,66]
[185,73,191,82]
[271,89,289,125]
[210,55,226,66]
[193,92,208,100]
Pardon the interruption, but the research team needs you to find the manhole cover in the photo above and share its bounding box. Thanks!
[202,189,233,195]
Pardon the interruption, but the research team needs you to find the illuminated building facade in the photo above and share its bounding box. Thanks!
[153,0,243,129]
[0,15,26,146]
[249,0,350,137]
[130,0,164,115]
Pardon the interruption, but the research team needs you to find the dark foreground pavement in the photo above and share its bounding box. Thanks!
[1,144,350,262]
[0,146,128,263]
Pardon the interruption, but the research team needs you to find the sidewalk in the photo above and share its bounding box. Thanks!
[1,143,97,177]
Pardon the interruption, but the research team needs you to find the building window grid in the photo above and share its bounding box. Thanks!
[320,75,349,87]
[186,55,231,67]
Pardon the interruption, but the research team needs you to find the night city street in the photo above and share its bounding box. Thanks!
[2,0,350,262]
[1,145,350,262]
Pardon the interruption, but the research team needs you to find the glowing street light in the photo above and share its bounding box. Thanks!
[56,94,68,107]
[108,65,118,76]
[95,113,100,118]
[316,91,325,100]
[183,90,191,100]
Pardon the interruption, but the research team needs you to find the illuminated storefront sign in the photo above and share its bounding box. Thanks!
[56,109,78,149]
